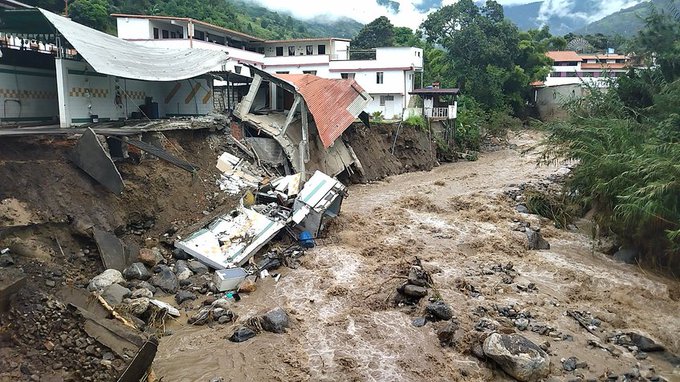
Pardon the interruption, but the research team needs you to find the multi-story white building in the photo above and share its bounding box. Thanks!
[113,14,423,119]
[544,51,630,87]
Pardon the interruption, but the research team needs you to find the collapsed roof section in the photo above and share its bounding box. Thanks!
[273,73,371,148]
[0,8,229,81]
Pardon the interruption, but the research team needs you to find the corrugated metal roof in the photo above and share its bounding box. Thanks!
[38,9,229,81]
[410,88,460,96]
[275,73,371,148]
[546,51,582,62]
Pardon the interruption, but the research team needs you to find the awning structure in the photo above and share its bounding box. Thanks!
[0,8,229,81]
[274,74,371,148]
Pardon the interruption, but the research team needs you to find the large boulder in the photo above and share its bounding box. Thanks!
[88,269,124,292]
[260,307,289,334]
[526,228,550,250]
[122,262,151,281]
[101,284,131,306]
[126,297,150,316]
[150,269,179,293]
[483,333,550,382]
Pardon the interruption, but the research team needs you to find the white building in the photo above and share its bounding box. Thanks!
[543,51,630,87]
[113,14,423,119]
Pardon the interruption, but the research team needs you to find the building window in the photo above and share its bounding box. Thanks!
[162,30,169,39]
[195,30,205,40]
[276,71,289,74]
[379,95,394,106]
[234,65,242,74]
[306,45,313,55]
[566,72,577,77]
[257,47,265,54]
[318,44,326,55]
[376,72,384,84]
[288,46,296,56]
[303,70,317,75]
[275,46,283,56]
[340,73,355,80]
[153,28,159,39]
[170,31,176,38]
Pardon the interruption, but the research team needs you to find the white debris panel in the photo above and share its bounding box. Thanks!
[292,171,347,237]
[39,9,228,81]
[175,207,285,270]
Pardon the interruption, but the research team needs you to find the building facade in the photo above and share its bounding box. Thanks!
[544,50,630,87]
[113,14,423,119]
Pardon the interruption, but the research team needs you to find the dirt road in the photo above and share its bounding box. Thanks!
[154,131,680,381]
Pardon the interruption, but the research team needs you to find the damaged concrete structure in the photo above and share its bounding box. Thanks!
[234,66,370,177]
[0,8,228,127]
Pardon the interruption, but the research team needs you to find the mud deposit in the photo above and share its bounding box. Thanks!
[154,131,680,381]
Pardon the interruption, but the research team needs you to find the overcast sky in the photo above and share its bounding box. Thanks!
[250,0,646,29]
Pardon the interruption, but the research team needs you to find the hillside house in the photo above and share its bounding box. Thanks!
[113,14,423,119]
[543,50,630,87]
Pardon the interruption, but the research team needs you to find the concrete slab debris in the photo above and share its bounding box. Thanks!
[124,138,199,173]
[71,128,124,195]
[292,171,348,237]
[215,151,263,195]
[175,206,286,269]
[93,229,133,272]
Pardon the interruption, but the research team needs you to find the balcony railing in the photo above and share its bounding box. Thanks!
[426,107,448,119]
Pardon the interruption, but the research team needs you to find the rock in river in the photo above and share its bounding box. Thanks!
[150,269,179,293]
[88,269,124,292]
[483,333,550,382]
[229,327,257,343]
[123,262,151,281]
[526,228,550,250]
[260,307,289,334]
[426,301,453,321]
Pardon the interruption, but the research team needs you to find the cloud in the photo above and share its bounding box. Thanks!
[537,0,646,23]
[249,0,645,29]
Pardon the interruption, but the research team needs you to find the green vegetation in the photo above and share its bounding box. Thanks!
[543,9,680,269]
[403,113,426,131]
[23,0,363,39]
[350,16,394,59]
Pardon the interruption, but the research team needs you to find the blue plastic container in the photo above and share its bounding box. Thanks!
[299,231,315,248]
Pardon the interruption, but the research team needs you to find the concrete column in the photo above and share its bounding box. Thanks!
[55,58,70,127]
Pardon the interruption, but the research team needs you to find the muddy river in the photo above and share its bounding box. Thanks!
[153,131,680,381]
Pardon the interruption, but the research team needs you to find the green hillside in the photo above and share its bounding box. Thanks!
[21,0,364,39]
[579,0,680,36]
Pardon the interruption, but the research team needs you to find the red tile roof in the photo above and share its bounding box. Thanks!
[546,51,582,62]
[275,74,369,148]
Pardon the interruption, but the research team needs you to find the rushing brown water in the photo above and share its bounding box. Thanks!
[154,131,680,381]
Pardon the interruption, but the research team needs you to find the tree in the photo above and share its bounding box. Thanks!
[68,0,111,31]
[420,0,548,114]
[351,16,395,59]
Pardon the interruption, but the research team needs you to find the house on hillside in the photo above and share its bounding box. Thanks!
[113,14,423,119]
[533,50,632,120]
[543,50,631,87]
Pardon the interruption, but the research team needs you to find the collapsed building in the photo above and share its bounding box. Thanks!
[233,65,371,177]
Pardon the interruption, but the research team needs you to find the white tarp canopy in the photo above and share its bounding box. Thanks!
[39,9,229,81]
